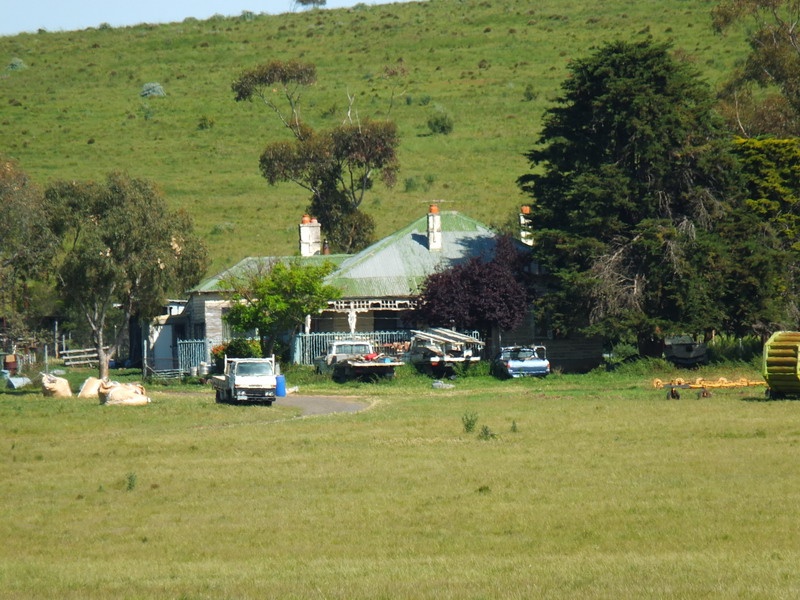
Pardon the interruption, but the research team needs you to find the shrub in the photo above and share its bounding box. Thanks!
[139,102,154,120]
[707,334,762,363]
[462,411,478,433]
[7,58,26,71]
[427,111,454,135]
[404,176,421,192]
[451,360,490,378]
[197,115,215,130]
[603,342,639,370]
[478,425,497,440]
[210,222,235,235]
[222,338,261,358]
[211,338,260,371]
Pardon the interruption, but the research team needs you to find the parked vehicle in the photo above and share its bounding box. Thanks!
[491,345,550,378]
[211,356,279,404]
[314,339,403,382]
[663,335,708,367]
[407,328,484,378]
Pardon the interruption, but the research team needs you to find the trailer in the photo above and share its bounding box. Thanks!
[407,328,484,378]
[762,331,800,399]
[314,339,404,382]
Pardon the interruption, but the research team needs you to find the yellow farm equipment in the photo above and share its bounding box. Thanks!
[652,377,765,399]
[762,331,800,399]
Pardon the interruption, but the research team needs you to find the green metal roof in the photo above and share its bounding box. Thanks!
[324,211,498,298]
[191,254,347,293]
[192,211,499,299]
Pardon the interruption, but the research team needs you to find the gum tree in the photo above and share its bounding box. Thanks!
[713,0,800,136]
[232,60,399,253]
[45,173,208,378]
[0,156,59,339]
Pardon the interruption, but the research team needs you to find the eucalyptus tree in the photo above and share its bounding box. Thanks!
[713,0,800,136]
[232,60,399,253]
[294,0,326,9]
[44,173,208,378]
[0,156,59,339]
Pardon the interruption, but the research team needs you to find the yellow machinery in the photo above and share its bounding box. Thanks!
[762,331,800,398]
[653,376,764,399]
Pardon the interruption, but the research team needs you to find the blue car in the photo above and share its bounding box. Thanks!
[492,346,550,378]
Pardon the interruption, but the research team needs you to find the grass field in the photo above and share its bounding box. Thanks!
[3,361,799,598]
[0,0,749,272]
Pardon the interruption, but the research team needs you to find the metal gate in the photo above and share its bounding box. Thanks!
[177,339,209,373]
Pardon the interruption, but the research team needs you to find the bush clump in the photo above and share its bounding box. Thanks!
[462,411,478,433]
[427,111,454,135]
[7,58,26,71]
[210,338,261,372]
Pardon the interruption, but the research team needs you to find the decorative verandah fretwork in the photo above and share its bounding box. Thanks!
[304,298,417,335]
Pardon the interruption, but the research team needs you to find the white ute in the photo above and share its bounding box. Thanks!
[212,356,279,405]
[314,339,404,382]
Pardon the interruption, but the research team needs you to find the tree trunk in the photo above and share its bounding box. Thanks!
[96,330,109,380]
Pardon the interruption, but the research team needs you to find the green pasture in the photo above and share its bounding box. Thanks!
[0,0,749,272]
[3,362,799,598]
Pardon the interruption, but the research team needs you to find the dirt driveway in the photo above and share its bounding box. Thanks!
[274,394,369,416]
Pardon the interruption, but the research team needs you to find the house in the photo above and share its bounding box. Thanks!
[161,205,602,372]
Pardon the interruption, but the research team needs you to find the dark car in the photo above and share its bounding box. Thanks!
[664,335,708,367]
[492,345,550,378]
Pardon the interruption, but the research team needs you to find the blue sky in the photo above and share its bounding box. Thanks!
[1,0,406,37]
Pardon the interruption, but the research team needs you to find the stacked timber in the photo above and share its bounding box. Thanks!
[762,331,800,396]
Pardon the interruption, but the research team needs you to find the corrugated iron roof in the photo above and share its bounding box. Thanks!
[191,254,347,293]
[192,211,499,298]
[325,211,497,298]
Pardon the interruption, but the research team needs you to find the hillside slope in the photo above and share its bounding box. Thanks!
[0,0,746,272]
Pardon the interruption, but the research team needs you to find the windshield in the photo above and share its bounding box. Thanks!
[236,362,273,376]
[332,343,372,355]
[501,348,545,360]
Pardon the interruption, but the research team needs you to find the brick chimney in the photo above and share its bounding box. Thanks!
[519,205,533,246]
[427,204,442,251]
[299,214,322,256]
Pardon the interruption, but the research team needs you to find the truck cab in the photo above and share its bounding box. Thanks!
[212,356,279,404]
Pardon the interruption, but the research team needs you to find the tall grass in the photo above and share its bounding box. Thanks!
[4,362,800,598]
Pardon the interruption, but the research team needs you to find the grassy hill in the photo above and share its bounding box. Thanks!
[0,0,747,273]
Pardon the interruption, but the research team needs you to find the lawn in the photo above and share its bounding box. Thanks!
[2,363,799,599]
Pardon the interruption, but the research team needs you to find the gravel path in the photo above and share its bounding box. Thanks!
[274,394,369,416]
